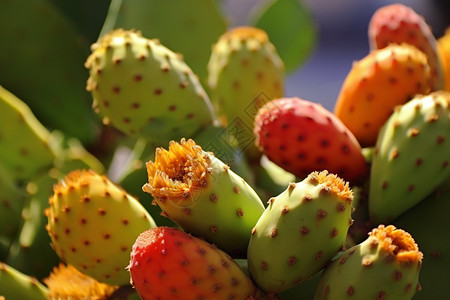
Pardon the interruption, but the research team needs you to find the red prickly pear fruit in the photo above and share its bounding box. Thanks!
[127,226,258,300]
[254,97,368,185]
[368,3,445,90]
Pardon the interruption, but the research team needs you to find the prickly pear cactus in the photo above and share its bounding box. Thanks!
[369,91,450,223]
[0,86,59,181]
[207,26,285,161]
[142,138,265,258]
[45,169,156,285]
[334,43,433,147]
[5,171,62,281]
[247,171,354,294]
[254,97,368,185]
[368,3,445,90]
[393,179,450,300]
[0,262,49,300]
[0,0,99,144]
[128,226,258,300]
[315,225,423,300]
[85,29,218,146]
[104,0,227,81]
[0,164,24,246]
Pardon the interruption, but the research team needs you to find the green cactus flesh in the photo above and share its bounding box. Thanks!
[142,139,265,258]
[85,29,217,146]
[0,164,24,244]
[315,225,423,300]
[393,179,450,300]
[207,26,284,160]
[0,0,98,144]
[0,262,48,300]
[247,171,354,294]
[252,0,317,74]
[45,169,156,286]
[369,91,450,223]
[0,86,58,181]
[103,0,227,81]
[6,141,105,280]
[6,171,62,280]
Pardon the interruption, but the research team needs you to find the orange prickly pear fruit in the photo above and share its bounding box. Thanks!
[334,43,433,147]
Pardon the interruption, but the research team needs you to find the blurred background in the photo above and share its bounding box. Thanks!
[222,0,450,111]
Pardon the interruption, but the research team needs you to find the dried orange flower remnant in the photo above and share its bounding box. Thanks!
[222,26,269,43]
[44,264,118,300]
[309,170,353,201]
[370,225,423,263]
[143,139,210,202]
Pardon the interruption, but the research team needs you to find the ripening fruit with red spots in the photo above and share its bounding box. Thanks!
[334,43,433,147]
[368,3,445,90]
[254,97,368,185]
[128,226,258,300]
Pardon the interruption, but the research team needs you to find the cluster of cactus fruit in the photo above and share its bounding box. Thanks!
[1,1,450,299]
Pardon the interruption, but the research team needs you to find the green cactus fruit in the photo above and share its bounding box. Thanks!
[44,263,120,299]
[247,170,354,294]
[142,138,265,258]
[369,90,450,223]
[0,164,24,245]
[0,85,59,181]
[85,29,217,146]
[207,26,285,161]
[6,142,104,280]
[102,0,227,81]
[0,0,99,144]
[0,262,48,300]
[393,179,450,300]
[315,225,423,300]
[45,169,156,285]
